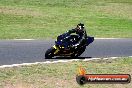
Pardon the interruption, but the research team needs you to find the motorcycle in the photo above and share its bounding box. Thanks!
[45,33,94,59]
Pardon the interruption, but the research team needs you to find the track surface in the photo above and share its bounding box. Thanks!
[0,39,132,65]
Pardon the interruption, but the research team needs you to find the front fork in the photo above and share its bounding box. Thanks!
[53,45,60,55]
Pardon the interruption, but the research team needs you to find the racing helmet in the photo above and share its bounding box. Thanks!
[77,23,85,30]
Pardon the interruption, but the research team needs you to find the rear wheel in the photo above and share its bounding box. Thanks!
[77,46,86,56]
[71,46,86,58]
[45,47,55,59]
[71,53,78,58]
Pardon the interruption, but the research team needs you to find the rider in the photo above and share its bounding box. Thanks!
[66,23,88,49]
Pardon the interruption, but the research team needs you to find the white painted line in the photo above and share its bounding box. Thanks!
[13,39,35,40]
[0,59,80,68]
[95,38,123,39]
[102,57,119,60]
[110,57,119,59]
[11,38,132,41]
[83,58,100,61]
[0,56,131,68]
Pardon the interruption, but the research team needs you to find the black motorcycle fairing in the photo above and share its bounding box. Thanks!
[45,32,94,59]
[56,33,80,49]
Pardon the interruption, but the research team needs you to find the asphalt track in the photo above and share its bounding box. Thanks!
[0,39,132,65]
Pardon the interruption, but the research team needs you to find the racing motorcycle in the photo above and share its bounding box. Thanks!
[45,33,94,59]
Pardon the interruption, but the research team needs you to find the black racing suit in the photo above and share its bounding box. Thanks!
[67,28,88,48]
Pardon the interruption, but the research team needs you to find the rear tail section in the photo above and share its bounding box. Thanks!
[86,37,94,46]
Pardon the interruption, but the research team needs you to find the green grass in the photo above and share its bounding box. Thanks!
[0,0,132,39]
[0,57,132,88]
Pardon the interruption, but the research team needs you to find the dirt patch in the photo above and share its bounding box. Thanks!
[95,3,132,19]
[3,80,28,88]
[0,6,44,17]
[2,76,79,88]
[38,76,79,88]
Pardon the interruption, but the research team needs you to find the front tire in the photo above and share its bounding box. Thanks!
[45,47,55,59]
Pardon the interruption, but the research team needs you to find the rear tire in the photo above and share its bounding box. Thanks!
[71,46,86,58]
[71,53,78,58]
[45,47,55,59]
[77,46,86,56]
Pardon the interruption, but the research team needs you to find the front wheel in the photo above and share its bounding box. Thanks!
[45,47,55,59]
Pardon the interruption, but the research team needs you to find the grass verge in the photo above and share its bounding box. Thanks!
[0,57,132,88]
[0,0,132,39]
